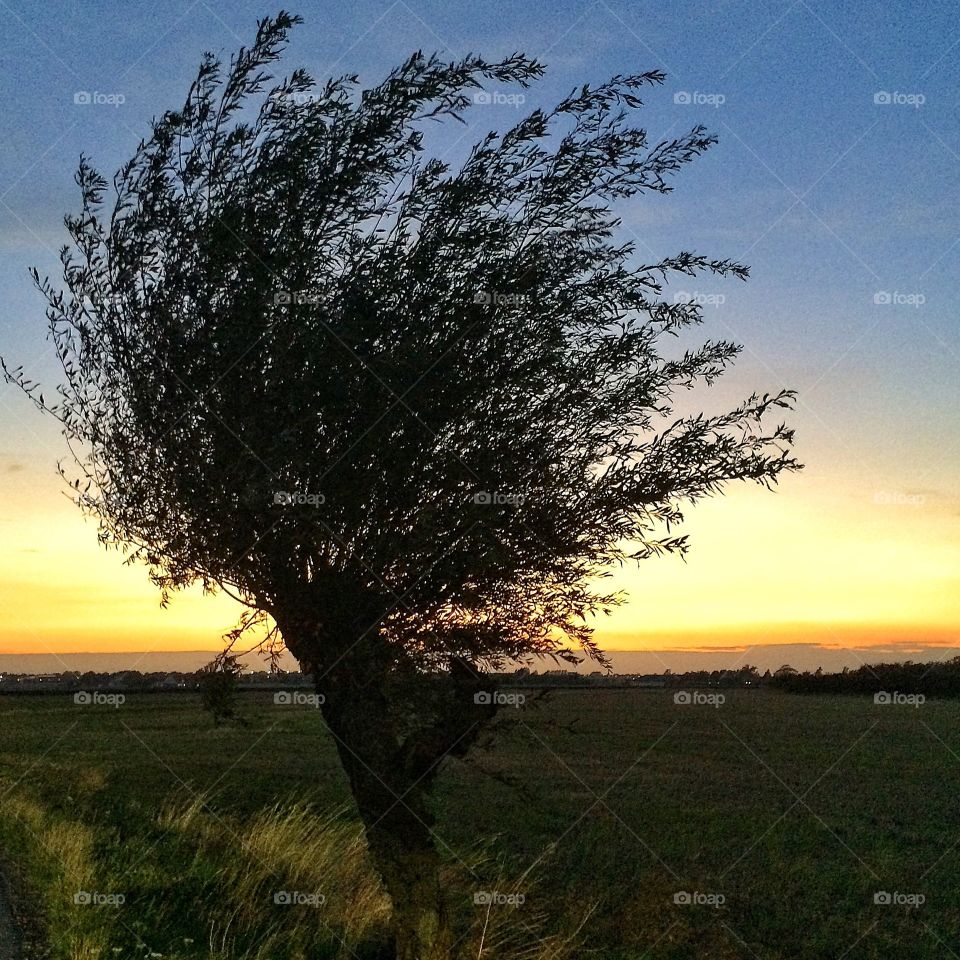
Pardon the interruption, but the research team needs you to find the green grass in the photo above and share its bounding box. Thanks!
[0,688,957,958]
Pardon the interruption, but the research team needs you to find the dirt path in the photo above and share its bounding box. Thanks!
[0,868,22,959]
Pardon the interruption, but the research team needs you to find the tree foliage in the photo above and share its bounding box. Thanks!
[6,11,797,672]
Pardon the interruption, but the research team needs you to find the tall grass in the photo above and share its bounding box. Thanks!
[0,790,108,959]
[160,796,586,959]
[0,781,583,959]
[159,795,392,958]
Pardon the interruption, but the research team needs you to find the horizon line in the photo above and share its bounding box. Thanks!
[2,639,958,658]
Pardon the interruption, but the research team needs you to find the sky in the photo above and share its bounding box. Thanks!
[0,0,957,672]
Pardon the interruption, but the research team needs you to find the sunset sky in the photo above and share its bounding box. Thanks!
[1,0,957,670]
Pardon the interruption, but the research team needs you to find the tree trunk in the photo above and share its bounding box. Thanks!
[319,688,456,960]
[276,598,496,959]
[356,784,454,960]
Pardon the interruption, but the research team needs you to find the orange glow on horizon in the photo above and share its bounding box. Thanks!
[0,456,957,663]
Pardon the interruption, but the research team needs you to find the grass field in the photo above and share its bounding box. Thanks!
[0,687,957,959]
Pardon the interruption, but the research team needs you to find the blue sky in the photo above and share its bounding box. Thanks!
[0,0,957,667]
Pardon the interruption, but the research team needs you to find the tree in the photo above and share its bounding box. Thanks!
[3,11,799,957]
[198,653,243,725]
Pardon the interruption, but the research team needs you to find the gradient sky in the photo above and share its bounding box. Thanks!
[0,0,957,670]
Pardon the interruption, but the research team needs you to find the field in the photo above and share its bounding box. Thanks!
[0,688,957,959]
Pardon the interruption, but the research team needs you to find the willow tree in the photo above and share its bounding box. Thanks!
[4,11,798,958]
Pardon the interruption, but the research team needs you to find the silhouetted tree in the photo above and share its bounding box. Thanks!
[4,12,799,957]
[198,653,243,724]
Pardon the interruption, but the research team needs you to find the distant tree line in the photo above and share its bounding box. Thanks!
[0,669,309,694]
[505,665,767,687]
[768,657,960,697]
[7,659,960,698]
